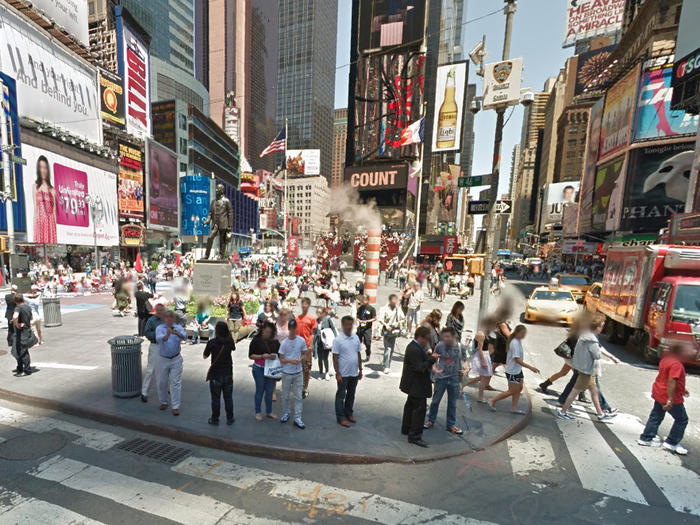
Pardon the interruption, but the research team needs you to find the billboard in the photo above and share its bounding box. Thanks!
[147,139,179,231]
[99,69,126,129]
[0,73,21,200]
[117,140,144,220]
[592,156,626,231]
[31,0,89,47]
[620,142,695,232]
[180,175,211,236]
[358,0,426,55]
[288,237,299,259]
[428,162,460,223]
[574,45,615,96]
[0,4,102,145]
[21,144,118,246]
[152,100,177,153]
[286,150,320,176]
[674,1,700,73]
[579,97,605,234]
[482,58,523,110]
[599,65,639,160]
[540,181,580,229]
[117,14,151,140]
[562,0,625,48]
[344,163,408,191]
[431,62,468,152]
[634,63,698,141]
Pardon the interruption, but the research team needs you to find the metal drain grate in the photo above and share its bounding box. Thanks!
[117,438,190,464]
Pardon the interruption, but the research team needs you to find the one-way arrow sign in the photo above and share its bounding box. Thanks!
[468,200,512,215]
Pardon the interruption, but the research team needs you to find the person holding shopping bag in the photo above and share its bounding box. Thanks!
[248,322,280,421]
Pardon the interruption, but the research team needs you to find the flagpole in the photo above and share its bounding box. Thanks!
[283,119,288,262]
[413,108,427,259]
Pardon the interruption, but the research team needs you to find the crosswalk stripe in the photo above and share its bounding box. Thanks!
[507,435,556,476]
[173,456,499,525]
[30,363,99,371]
[0,407,122,451]
[0,487,106,525]
[605,413,700,516]
[547,404,648,505]
[30,456,299,525]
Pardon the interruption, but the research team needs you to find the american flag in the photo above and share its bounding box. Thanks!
[260,128,286,157]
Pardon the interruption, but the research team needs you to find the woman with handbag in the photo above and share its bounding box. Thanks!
[539,316,584,397]
[420,310,443,351]
[203,321,235,426]
[248,322,280,421]
[314,307,337,381]
[445,301,465,343]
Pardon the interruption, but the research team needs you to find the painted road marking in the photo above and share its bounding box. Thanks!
[30,456,299,525]
[173,456,500,525]
[507,434,556,476]
[547,404,647,505]
[0,407,122,451]
[0,487,106,525]
[30,363,99,371]
[606,413,700,516]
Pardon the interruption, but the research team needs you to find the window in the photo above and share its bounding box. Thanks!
[569,126,578,135]
[180,137,188,154]
[179,114,187,130]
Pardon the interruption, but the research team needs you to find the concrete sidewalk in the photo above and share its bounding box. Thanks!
[0,279,530,464]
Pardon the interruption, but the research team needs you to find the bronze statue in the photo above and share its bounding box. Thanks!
[202,184,234,259]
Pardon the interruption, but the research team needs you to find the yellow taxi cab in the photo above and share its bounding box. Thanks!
[555,273,592,302]
[583,282,602,314]
[524,286,578,325]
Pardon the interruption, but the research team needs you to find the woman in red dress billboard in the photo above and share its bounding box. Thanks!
[32,155,58,244]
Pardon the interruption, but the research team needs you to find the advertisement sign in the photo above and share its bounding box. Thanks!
[344,163,408,190]
[180,175,211,237]
[562,202,579,236]
[592,156,626,231]
[358,0,426,55]
[562,240,598,254]
[634,64,698,141]
[99,69,125,129]
[443,235,458,257]
[432,62,469,152]
[669,212,700,244]
[574,45,616,96]
[482,58,523,110]
[120,224,145,247]
[117,14,151,140]
[152,100,177,153]
[21,144,118,246]
[0,72,21,200]
[31,0,89,47]
[117,140,144,220]
[540,182,581,229]
[0,5,102,145]
[599,65,639,160]
[286,150,321,176]
[288,237,299,259]
[428,163,460,222]
[562,0,625,48]
[147,139,179,231]
[620,142,694,232]
[579,97,605,234]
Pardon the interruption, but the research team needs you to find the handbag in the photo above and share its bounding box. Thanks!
[205,343,227,382]
[554,340,573,360]
[321,327,336,350]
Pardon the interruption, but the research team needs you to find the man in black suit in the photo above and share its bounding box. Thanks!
[400,326,438,447]
[5,284,17,348]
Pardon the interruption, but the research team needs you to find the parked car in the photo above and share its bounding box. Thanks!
[555,273,592,302]
[584,282,602,314]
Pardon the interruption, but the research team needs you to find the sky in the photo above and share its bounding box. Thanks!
[334,0,574,199]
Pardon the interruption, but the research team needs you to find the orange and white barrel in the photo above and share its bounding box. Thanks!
[364,228,381,304]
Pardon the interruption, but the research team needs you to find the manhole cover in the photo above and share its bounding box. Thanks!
[0,349,7,356]
[0,432,67,460]
[117,438,190,464]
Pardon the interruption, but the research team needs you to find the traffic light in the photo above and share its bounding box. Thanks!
[444,257,465,273]
[0,236,6,253]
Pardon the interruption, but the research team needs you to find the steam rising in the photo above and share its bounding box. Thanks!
[330,185,383,232]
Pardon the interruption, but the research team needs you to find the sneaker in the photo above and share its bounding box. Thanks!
[604,407,619,415]
[447,426,464,435]
[637,439,661,447]
[280,413,290,423]
[597,413,613,423]
[294,418,306,429]
[383,368,391,375]
[663,442,688,455]
[556,411,575,420]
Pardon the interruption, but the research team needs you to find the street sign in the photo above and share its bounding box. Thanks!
[458,174,492,188]
[8,154,26,165]
[468,200,512,215]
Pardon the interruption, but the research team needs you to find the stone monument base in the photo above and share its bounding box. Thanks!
[192,260,232,297]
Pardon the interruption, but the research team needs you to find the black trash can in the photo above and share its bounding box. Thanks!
[108,336,143,398]
[42,297,62,327]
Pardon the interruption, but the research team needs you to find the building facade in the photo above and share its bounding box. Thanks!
[286,176,331,248]
[332,108,348,189]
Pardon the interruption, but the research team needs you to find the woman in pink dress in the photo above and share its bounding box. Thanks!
[33,156,57,244]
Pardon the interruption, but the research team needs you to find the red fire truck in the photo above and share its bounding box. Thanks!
[597,245,700,364]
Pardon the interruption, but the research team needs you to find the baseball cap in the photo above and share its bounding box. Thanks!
[288,320,298,329]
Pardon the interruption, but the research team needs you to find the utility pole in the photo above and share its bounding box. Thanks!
[0,77,15,283]
[478,0,517,325]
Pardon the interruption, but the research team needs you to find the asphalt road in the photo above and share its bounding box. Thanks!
[2,277,700,524]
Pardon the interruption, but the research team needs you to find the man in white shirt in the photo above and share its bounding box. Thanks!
[279,320,308,429]
[378,294,406,374]
[333,316,363,427]
[405,282,424,334]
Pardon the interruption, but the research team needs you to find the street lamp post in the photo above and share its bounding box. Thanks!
[85,194,103,273]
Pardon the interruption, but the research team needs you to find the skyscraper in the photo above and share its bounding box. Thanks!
[332,108,348,189]
[276,0,337,182]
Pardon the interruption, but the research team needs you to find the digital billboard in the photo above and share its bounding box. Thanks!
[344,163,409,191]
[540,182,581,230]
[118,140,144,220]
[21,144,118,246]
[599,65,639,160]
[152,100,177,153]
[432,62,469,152]
[574,45,615,96]
[620,142,695,232]
[0,72,21,200]
[180,175,211,236]
[578,97,605,234]
[147,139,179,231]
[286,150,321,176]
[117,11,151,140]
[358,0,426,55]
[100,69,126,129]
[592,156,626,232]
[563,0,625,48]
[427,162,460,223]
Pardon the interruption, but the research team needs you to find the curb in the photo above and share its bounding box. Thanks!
[0,386,532,465]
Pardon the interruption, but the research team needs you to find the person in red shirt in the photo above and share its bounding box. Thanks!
[295,297,317,398]
[638,344,690,455]
[295,262,303,277]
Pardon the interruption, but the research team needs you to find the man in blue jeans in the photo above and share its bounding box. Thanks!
[638,344,690,455]
[424,327,467,435]
[333,316,363,427]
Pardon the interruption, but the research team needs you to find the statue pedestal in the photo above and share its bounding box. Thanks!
[192,260,232,297]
